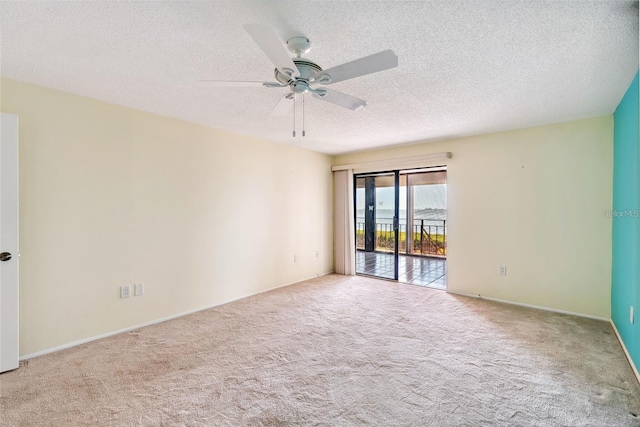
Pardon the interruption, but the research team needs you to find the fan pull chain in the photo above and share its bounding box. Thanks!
[292,95,296,138]
[302,94,306,137]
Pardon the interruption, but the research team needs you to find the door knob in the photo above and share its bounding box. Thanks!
[0,252,12,261]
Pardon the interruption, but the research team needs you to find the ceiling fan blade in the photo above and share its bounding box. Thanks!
[271,94,294,116]
[313,88,367,111]
[243,24,300,78]
[198,81,282,88]
[314,50,398,85]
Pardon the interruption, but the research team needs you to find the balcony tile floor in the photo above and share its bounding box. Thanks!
[356,251,447,290]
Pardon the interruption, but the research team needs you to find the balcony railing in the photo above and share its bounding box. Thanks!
[356,219,446,257]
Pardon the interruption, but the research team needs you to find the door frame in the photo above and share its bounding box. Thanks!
[1,113,19,373]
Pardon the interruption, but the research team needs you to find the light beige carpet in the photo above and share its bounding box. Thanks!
[1,274,639,426]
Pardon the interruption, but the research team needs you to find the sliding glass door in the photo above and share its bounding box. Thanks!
[398,168,448,288]
[354,171,399,280]
[355,167,448,289]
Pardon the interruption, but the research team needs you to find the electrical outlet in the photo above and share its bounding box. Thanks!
[120,285,130,299]
[631,306,635,325]
[498,265,507,276]
[294,255,299,263]
[134,283,144,296]
[316,251,319,258]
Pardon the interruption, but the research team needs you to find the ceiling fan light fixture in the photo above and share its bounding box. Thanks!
[293,81,309,94]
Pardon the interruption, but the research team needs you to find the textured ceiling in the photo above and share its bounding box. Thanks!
[0,1,638,155]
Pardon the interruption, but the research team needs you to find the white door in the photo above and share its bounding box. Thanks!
[0,113,19,373]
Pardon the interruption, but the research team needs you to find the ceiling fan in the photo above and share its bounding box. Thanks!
[202,24,398,136]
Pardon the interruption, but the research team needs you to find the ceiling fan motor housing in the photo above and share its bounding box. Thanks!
[274,59,322,86]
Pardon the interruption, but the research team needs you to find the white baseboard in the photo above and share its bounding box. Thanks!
[610,320,640,386]
[448,291,640,385]
[446,290,610,322]
[20,272,333,361]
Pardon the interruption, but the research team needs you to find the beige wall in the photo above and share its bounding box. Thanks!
[1,78,333,356]
[0,75,613,356]
[335,117,613,318]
